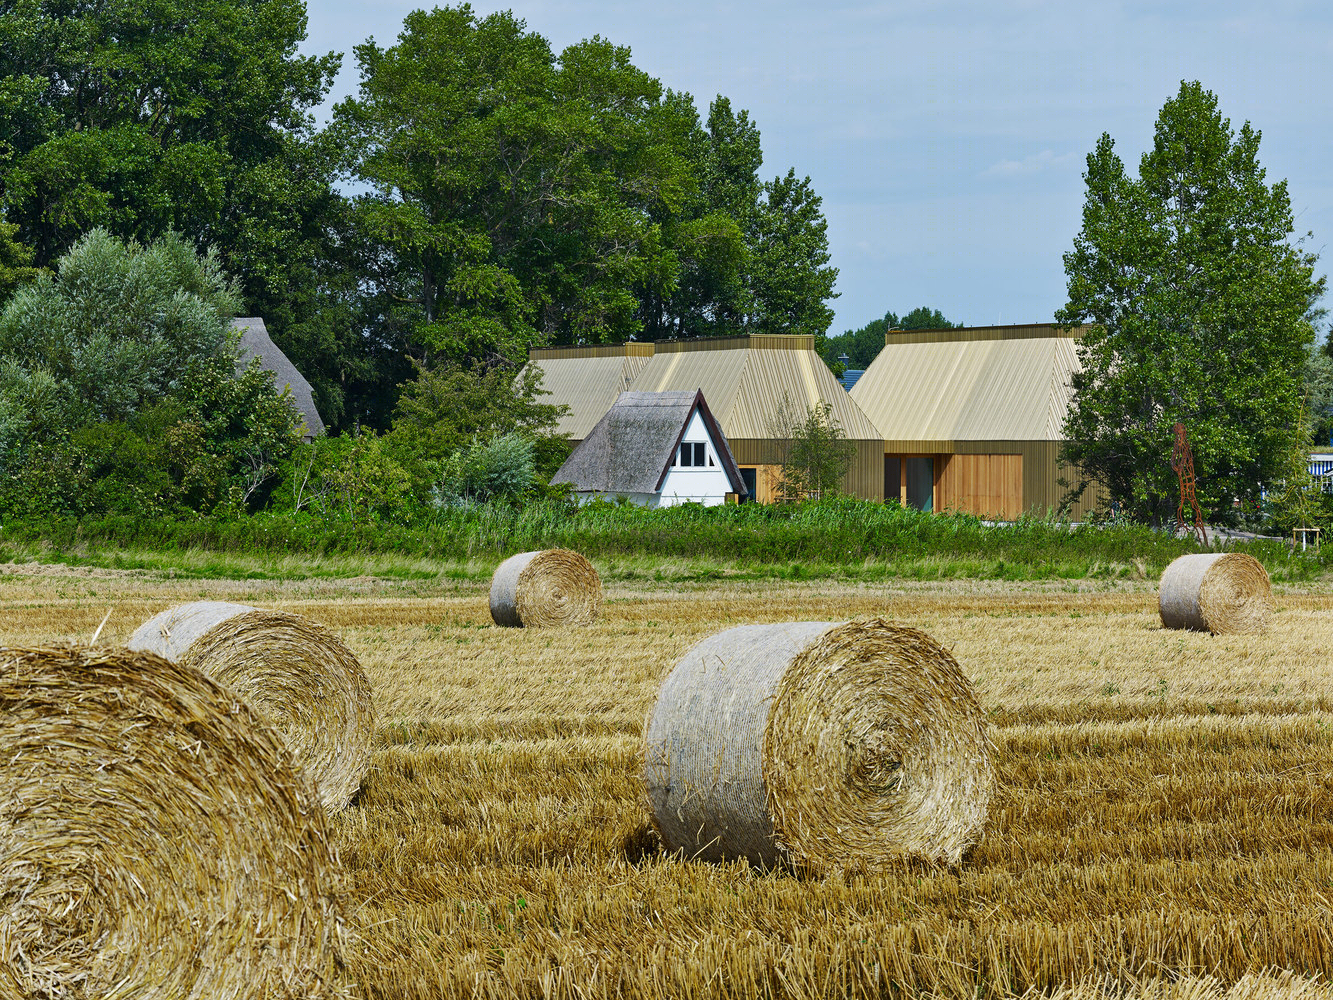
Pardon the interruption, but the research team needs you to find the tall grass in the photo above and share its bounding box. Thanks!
[0,498,1320,581]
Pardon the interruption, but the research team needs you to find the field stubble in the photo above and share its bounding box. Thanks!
[3,566,1333,998]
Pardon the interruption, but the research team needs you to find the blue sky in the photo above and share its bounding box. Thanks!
[301,1,1333,336]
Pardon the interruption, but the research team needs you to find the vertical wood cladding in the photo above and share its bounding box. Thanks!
[939,454,1024,519]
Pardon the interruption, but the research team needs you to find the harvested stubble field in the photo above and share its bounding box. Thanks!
[4,560,1333,1000]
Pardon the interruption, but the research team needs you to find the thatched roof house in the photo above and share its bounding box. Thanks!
[850,324,1099,518]
[231,318,325,441]
[552,390,746,507]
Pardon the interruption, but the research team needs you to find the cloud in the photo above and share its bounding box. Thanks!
[981,149,1078,178]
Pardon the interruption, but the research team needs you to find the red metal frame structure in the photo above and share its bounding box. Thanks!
[1170,422,1208,546]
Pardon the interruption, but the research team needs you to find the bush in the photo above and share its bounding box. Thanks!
[434,433,537,506]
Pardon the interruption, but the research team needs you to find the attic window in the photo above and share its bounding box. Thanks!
[679,442,705,466]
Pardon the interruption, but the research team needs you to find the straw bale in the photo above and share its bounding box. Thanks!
[1158,553,1273,634]
[489,549,602,627]
[643,617,994,870]
[0,645,347,998]
[128,601,374,813]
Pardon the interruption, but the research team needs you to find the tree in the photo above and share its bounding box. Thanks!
[0,229,303,516]
[746,169,838,338]
[0,0,339,267]
[0,229,240,423]
[333,6,690,366]
[766,395,855,500]
[819,306,958,372]
[1057,81,1324,524]
[0,219,40,304]
[0,0,354,429]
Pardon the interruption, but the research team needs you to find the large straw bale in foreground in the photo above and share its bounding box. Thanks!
[643,618,994,870]
[1159,553,1273,634]
[129,601,374,813]
[0,645,347,999]
[489,549,602,627]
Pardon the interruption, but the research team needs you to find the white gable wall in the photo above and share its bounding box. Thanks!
[656,409,733,507]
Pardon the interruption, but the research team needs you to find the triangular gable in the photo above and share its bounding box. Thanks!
[552,390,746,496]
[654,391,747,495]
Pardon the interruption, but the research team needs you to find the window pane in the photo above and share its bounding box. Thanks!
[693,442,705,466]
[680,443,690,466]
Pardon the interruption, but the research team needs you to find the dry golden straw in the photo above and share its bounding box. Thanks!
[129,601,375,813]
[0,645,347,999]
[1158,553,1274,635]
[489,549,602,627]
[643,617,994,870]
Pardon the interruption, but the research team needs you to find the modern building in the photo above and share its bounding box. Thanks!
[552,390,746,506]
[528,335,885,502]
[849,324,1099,518]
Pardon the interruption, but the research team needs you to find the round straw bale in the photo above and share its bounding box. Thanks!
[0,645,347,998]
[489,549,601,627]
[1158,552,1273,634]
[643,618,994,870]
[128,601,374,813]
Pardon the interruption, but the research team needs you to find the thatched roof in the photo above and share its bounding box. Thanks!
[552,390,745,496]
[231,318,325,439]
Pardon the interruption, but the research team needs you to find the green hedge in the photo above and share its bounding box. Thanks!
[1,498,1318,582]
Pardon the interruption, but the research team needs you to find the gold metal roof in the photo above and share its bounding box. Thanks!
[628,342,880,441]
[530,354,651,438]
[850,333,1082,442]
[527,335,881,442]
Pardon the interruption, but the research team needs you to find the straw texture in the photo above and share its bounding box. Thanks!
[489,549,602,627]
[0,645,347,999]
[1159,553,1274,635]
[128,601,374,813]
[643,618,994,870]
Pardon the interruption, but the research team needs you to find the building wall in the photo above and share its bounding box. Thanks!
[656,410,734,506]
[728,438,884,501]
[881,440,1103,520]
[937,454,1023,519]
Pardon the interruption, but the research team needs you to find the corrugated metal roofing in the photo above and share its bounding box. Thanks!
[529,354,650,438]
[850,335,1082,442]
[627,343,881,441]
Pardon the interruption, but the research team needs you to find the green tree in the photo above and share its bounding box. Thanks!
[0,0,354,428]
[388,363,565,460]
[766,395,856,500]
[334,6,690,365]
[1058,81,1324,524]
[0,219,40,304]
[746,169,838,338]
[819,306,958,372]
[0,0,339,265]
[0,229,240,423]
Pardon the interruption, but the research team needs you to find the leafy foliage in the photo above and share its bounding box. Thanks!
[0,231,301,518]
[766,396,856,500]
[333,6,839,370]
[434,433,537,505]
[386,361,568,481]
[818,306,958,372]
[0,229,240,423]
[1058,81,1324,524]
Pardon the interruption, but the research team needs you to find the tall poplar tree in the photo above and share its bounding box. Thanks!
[1058,81,1324,524]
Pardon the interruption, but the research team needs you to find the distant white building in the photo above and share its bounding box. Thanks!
[552,390,746,507]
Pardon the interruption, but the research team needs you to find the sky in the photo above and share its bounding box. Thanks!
[300,0,1333,336]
